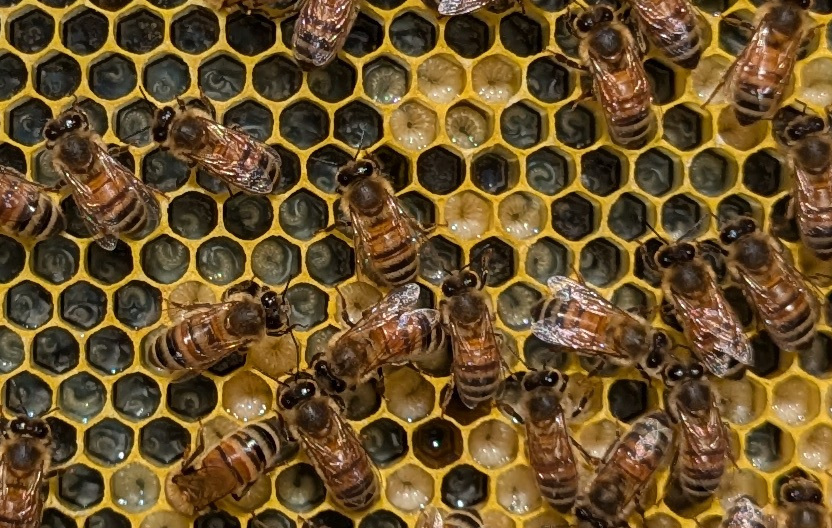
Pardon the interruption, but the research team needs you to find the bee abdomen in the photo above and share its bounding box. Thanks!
[734,79,780,125]
[676,452,725,499]
[445,511,485,528]
[538,474,579,508]
[803,222,832,258]
[769,300,817,351]
[18,195,64,240]
[370,236,418,286]
[609,107,655,149]
[331,457,379,510]
[222,418,292,480]
[456,360,502,407]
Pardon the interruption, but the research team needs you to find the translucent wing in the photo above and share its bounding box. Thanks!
[415,507,445,528]
[0,167,42,233]
[447,299,501,370]
[675,385,726,458]
[172,465,239,511]
[590,41,654,124]
[363,308,443,370]
[438,0,492,15]
[293,0,360,68]
[337,284,421,344]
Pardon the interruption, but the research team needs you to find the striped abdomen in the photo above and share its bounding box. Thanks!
[0,175,64,240]
[292,0,359,69]
[676,438,726,500]
[361,208,418,287]
[326,448,378,510]
[371,309,445,367]
[86,170,151,239]
[595,60,656,149]
[444,511,485,528]
[451,319,502,408]
[794,161,832,260]
[633,0,702,68]
[742,269,818,352]
[527,414,579,509]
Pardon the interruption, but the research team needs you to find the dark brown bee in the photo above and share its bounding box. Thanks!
[436,0,496,15]
[706,0,815,125]
[146,280,291,380]
[721,496,776,528]
[778,476,830,528]
[719,217,819,352]
[649,242,753,378]
[292,0,359,69]
[0,165,64,241]
[151,99,282,195]
[44,108,160,251]
[531,276,671,379]
[312,283,445,392]
[337,157,425,287]
[277,373,379,510]
[575,411,675,528]
[415,506,486,528]
[0,416,54,528]
[624,0,703,68]
[166,416,296,515]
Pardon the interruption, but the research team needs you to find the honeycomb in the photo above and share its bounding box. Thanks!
[0,0,831,525]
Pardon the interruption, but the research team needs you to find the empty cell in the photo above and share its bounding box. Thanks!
[609,193,648,241]
[117,9,164,53]
[608,379,649,422]
[62,9,108,55]
[691,149,735,196]
[742,150,782,197]
[417,147,464,194]
[0,54,27,100]
[390,12,436,56]
[6,281,53,329]
[645,59,677,104]
[33,327,79,374]
[87,326,134,375]
[445,15,491,58]
[472,148,519,194]
[360,511,406,528]
[47,417,77,465]
[374,146,410,190]
[89,55,137,100]
[555,105,596,149]
[249,511,294,528]
[36,54,81,100]
[401,191,436,227]
[413,418,463,469]
[171,8,219,53]
[198,56,245,101]
[0,144,25,174]
[718,10,752,55]
[253,55,302,102]
[551,192,596,241]
[441,464,489,508]
[500,13,544,56]
[226,12,276,55]
[343,14,383,57]
[196,237,245,285]
[59,372,106,423]
[363,58,408,105]
[0,236,23,279]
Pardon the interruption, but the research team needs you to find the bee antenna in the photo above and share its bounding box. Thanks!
[120,125,152,145]
[795,99,809,116]
[644,222,668,244]
[678,214,711,242]
[309,157,342,168]
[353,127,367,161]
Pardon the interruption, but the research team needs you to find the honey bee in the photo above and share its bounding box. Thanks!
[778,475,830,528]
[649,241,753,378]
[575,411,675,528]
[312,283,445,393]
[705,0,815,125]
[146,280,291,380]
[721,496,776,528]
[292,0,359,69]
[0,416,54,528]
[555,4,656,149]
[336,156,426,287]
[166,416,296,514]
[277,372,379,510]
[623,0,703,68]
[415,506,486,528]
[151,99,282,195]
[719,217,819,352]
[0,165,65,241]
[44,108,160,251]
[531,276,671,379]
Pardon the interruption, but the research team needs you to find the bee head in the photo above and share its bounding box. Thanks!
[782,478,824,504]
[337,158,376,188]
[278,374,319,410]
[441,269,480,297]
[719,217,758,245]
[312,356,348,393]
[787,0,811,9]
[573,5,614,35]
[7,417,50,439]
[785,115,825,144]
[152,106,176,143]
[663,361,706,386]
[522,369,567,392]
[260,290,288,331]
[655,242,696,268]
[44,110,87,143]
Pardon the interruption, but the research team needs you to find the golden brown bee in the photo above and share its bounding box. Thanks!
[0,416,54,528]
[146,280,291,380]
[778,476,830,528]
[151,99,282,195]
[44,109,160,251]
[415,506,485,528]
[663,360,730,504]
[312,283,445,393]
[277,373,379,510]
[292,0,359,69]
[555,4,656,149]
[166,416,296,515]
[0,165,64,241]
[624,0,703,68]
[337,157,426,287]
[575,411,675,528]
[649,242,753,378]
[719,217,819,352]
[532,276,671,379]
[721,496,777,528]
[706,0,815,125]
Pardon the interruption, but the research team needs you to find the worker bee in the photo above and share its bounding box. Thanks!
[719,217,819,352]
[0,165,64,241]
[555,4,656,149]
[663,360,730,504]
[151,98,282,195]
[0,416,54,528]
[146,280,291,380]
[705,0,815,125]
[277,373,379,510]
[624,0,703,68]
[648,241,753,378]
[312,283,445,393]
[531,276,671,379]
[575,411,675,528]
[778,475,830,528]
[292,0,359,69]
[166,416,297,515]
[721,496,777,528]
[415,506,485,528]
[44,108,160,251]
[337,156,426,287]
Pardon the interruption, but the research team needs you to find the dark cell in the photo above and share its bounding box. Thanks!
[661,194,703,240]
[195,512,241,528]
[554,14,580,57]
[308,145,352,193]
[413,418,463,469]
[663,105,704,150]
[524,335,568,370]
[307,236,355,285]
[6,280,53,329]
[144,55,190,103]
[279,16,296,49]
[417,147,465,194]
[361,418,408,467]
[724,285,754,328]
[694,0,734,12]
[116,100,153,147]
[10,9,55,53]
[169,192,218,239]
[284,283,329,330]
[84,509,129,528]
[799,333,832,376]
[743,150,782,196]
[196,237,246,285]
[501,102,543,149]
[227,13,276,55]
[167,375,217,420]
[172,8,220,54]
[36,54,81,100]
[59,372,106,422]
[608,379,649,422]
[87,326,133,375]
[198,55,245,101]
[745,422,787,471]
[141,235,189,284]
[400,191,436,227]
[4,372,52,416]
[253,55,303,101]
[390,12,436,56]
[89,55,137,100]
[526,147,569,196]
[471,237,515,287]
[374,145,410,191]
[60,281,106,330]
[635,148,676,197]
[359,511,406,528]
[552,193,596,241]
[114,281,162,329]
[113,373,162,420]
[645,59,677,104]
[249,510,296,528]
[308,512,352,528]
[609,193,648,241]
[225,100,274,142]
[276,463,326,512]
[46,417,77,463]
[0,144,25,174]
[344,380,382,420]
[525,237,568,284]
[43,509,77,528]
[9,98,52,146]
[279,190,329,240]
[530,0,566,10]
[691,148,734,196]
[117,9,164,53]
[420,236,462,285]
[334,101,382,149]
[33,327,79,374]
[344,13,384,57]
[366,0,405,9]
[62,9,108,54]
[280,101,330,149]
[718,11,752,55]
[31,237,78,284]
[527,57,569,103]
[441,464,489,508]
[581,148,623,196]
[717,195,754,226]
[273,145,301,195]
[749,332,781,378]
[85,418,134,465]
[612,284,649,314]
[143,147,190,193]
[140,417,189,465]
[580,238,622,287]
[472,150,518,195]
[500,13,544,56]
[0,326,24,373]
[771,195,800,243]
[78,99,109,135]
[59,464,104,510]
[445,15,490,58]
[0,54,27,100]
[86,241,133,285]
[555,104,596,149]
[224,194,274,240]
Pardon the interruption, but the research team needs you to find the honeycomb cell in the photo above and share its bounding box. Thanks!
[385,367,435,423]
[413,418,463,469]
[198,55,245,101]
[581,148,624,197]
[359,511,406,528]
[252,236,301,285]
[497,282,542,330]
[227,12,275,55]
[33,327,79,375]
[643,59,677,104]
[555,105,596,149]
[60,281,106,330]
[363,57,408,105]
[0,145,25,175]
[375,146,410,191]
[194,511,240,528]
[221,371,271,422]
[224,100,273,141]
[59,372,106,423]
[581,238,622,287]
[417,147,464,194]
[417,54,465,103]
[0,326,24,373]
[140,236,189,285]
[87,326,134,375]
[361,418,408,467]
[59,464,105,510]
[420,236,462,285]
[140,417,189,465]
[551,192,596,241]
[498,192,546,239]
[663,104,705,150]
[661,194,704,240]
[798,424,832,470]
[400,192,436,229]
[10,9,55,54]
[307,145,351,193]
[85,509,129,528]
[386,463,433,512]
[472,148,519,195]
[32,237,79,284]
[391,101,437,151]
[285,283,328,330]
[609,193,648,241]
[445,15,491,58]
[85,418,134,465]
[48,416,77,464]
[250,511,294,528]
[0,54,27,100]
[526,57,569,104]
[307,236,355,285]
[144,56,190,103]
[6,280,53,329]
[497,465,541,514]
[275,462,326,513]
[469,419,518,469]
[114,281,162,329]
[799,58,832,106]
[472,56,521,104]
[117,9,164,53]
[280,101,330,149]
[743,150,782,197]
[111,462,160,512]
[36,54,82,100]
[9,98,52,146]
[309,59,357,103]
[525,237,568,285]
[279,190,328,240]
[115,100,153,147]
[390,12,436,56]
[196,236,245,285]
[471,237,515,287]
[4,371,52,417]
[86,241,134,285]
[167,375,216,420]
[344,13,384,57]
[334,101,382,149]
[253,55,302,102]
[114,373,162,420]
[501,102,543,149]
[691,148,735,196]
[718,107,767,150]
[717,195,757,226]
[223,194,274,240]
[89,54,137,100]
[745,422,793,472]
[772,376,819,426]
[168,192,217,239]
[171,8,220,54]
[141,149,189,191]
[42,509,75,528]
[608,379,649,422]
[718,10,752,55]
[441,464,489,508]
[635,148,676,197]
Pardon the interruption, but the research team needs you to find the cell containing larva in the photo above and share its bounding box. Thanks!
[417,55,466,103]
[717,470,769,511]
[364,61,409,105]
[772,376,818,426]
[221,371,273,422]
[390,101,438,151]
[498,465,543,514]
[692,55,730,104]
[468,419,518,469]
[798,58,832,107]
[713,377,765,425]
[111,463,160,513]
[498,192,546,239]
[577,420,620,461]
[798,425,832,469]
[335,281,383,326]
[384,366,436,422]
[472,56,521,104]
[445,191,492,240]
[445,105,490,149]
[385,463,433,512]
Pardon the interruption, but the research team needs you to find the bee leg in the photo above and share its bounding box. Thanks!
[231,480,256,501]
[719,13,754,32]
[44,465,68,479]
[550,52,587,72]
[182,422,208,470]
[497,401,524,424]
[440,381,455,417]
[570,438,602,467]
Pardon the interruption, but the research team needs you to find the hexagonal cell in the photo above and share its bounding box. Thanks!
[580,238,623,287]
[717,194,758,226]
[745,422,793,472]
[60,281,106,330]
[196,237,245,286]
[413,418,463,469]
[167,375,217,420]
[359,511,406,528]
[304,59,355,105]
[391,101,437,151]
[84,509,130,528]
[59,372,106,423]
[140,417,189,465]
[278,190,329,241]
[719,10,752,56]
[800,333,832,377]
[307,236,355,286]
[609,193,648,241]
[254,55,303,102]
[743,150,782,197]
[471,237,515,287]
[10,9,55,53]
[4,372,52,416]
[467,420,518,470]
[635,148,676,197]
[223,194,274,240]
[401,191,436,228]
[363,57,407,105]
[691,148,735,197]
[9,99,52,146]
[496,192,546,239]
[41,509,76,528]
[500,13,544,57]
[85,418,134,466]
[89,54,137,100]
[198,55,245,101]
[0,326,24,374]
[445,15,491,58]
[6,280,53,330]
[607,379,649,422]
[555,104,596,149]
[472,56,521,104]
[168,191,217,239]
[62,8,108,55]
[31,236,79,285]
[551,192,596,241]
[525,237,568,285]
[252,236,302,285]
[226,12,276,55]
[420,236,462,284]
[36,54,81,100]
[472,148,519,195]
[416,147,464,195]
[0,54,27,100]
[417,54,465,104]
[645,59,677,104]
[171,8,220,53]
[581,148,624,197]
[144,55,190,103]
[114,281,162,329]
[526,148,569,197]
[441,464,489,508]
[86,241,133,285]
[140,235,189,284]
[372,146,410,191]
[663,104,704,150]
[87,326,134,375]
[114,100,153,148]
[390,11,436,56]
[496,282,542,330]
[526,57,569,104]
[141,148,190,191]
[661,194,704,241]
[285,283,329,330]
[276,463,326,512]
[59,464,104,510]
[772,376,819,427]
[0,144,25,174]
[113,372,161,420]
[387,463,433,512]
[344,13,383,57]
[334,101,382,149]
[117,9,164,53]
[33,327,79,375]
[280,101,329,149]
[360,418,407,468]
[47,416,77,465]
[501,102,543,149]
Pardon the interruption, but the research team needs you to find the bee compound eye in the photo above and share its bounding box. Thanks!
[657,250,674,268]
[279,393,297,410]
[441,281,455,297]
[679,243,696,261]
[689,363,705,378]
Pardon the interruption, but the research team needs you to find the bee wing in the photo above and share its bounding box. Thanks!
[589,42,653,116]
[348,199,419,285]
[293,0,360,67]
[415,507,444,528]
[447,301,501,366]
[675,395,726,458]
[437,0,491,15]
[0,456,45,519]
[338,284,421,342]
[172,465,239,510]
